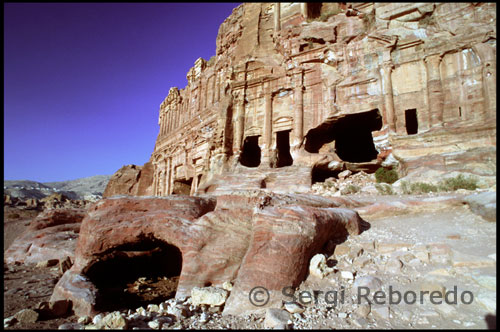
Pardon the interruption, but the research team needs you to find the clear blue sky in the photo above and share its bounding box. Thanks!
[4,2,239,182]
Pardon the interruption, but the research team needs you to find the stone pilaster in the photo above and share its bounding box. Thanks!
[379,61,397,132]
[232,90,245,156]
[165,157,171,195]
[301,3,308,19]
[274,3,281,33]
[262,84,273,166]
[293,71,304,147]
[424,54,444,127]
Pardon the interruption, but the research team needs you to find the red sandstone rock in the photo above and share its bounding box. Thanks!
[50,195,367,317]
[4,208,87,265]
[102,162,154,198]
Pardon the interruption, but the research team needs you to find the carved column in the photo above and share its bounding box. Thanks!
[424,54,444,127]
[274,3,281,33]
[153,165,159,196]
[232,90,245,156]
[301,3,308,19]
[168,159,174,195]
[262,83,273,166]
[165,157,171,195]
[159,113,164,136]
[159,169,165,196]
[474,43,497,120]
[215,72,221,102]
[190,173,198,196]
[379,61,397,132]
[293,70,304,146]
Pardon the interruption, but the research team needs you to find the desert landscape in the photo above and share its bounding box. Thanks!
[4,2,496,330]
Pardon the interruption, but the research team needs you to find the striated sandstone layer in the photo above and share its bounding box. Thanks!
[5,209,87,265]
[50,194,367,317]
[143,2,496,196]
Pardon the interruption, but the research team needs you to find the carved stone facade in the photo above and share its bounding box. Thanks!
[151,2,496,196]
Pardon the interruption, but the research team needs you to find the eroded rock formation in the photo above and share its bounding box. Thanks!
[50,194,367,317]
[103,162,154,197]
[148,2,495,196]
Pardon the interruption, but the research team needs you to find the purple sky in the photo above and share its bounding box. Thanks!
[4,2,239,182]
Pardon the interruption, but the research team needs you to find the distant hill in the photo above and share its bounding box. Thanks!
[4,175,112,200]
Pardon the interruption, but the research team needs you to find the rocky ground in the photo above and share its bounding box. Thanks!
[3,186,496,329]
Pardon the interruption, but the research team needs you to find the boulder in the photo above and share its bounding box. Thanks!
[50,194,367,317]
[463,191,496,222]
[5,208,86,265]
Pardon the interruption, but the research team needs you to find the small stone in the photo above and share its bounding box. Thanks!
[14,309,39,323]
[147,304,160,313]
[101,311,127,329]
[340,271,354,280]
[338,170,352,180]
[58,322,83,330]
[37,300,70,319]
[338,312,347,318]
[78,316,91,324]
[199,312,209,323]
[191,286,228,306]
[385,259,403,273]
[284,302,305,314]
[148,320,161,329]
[92,313,103,325]
[309,253,333,279]
[355,304,371,318]
[36,259,59,268]
[58,256,72,275]
[222,281,233,291]
[264,308,290,329]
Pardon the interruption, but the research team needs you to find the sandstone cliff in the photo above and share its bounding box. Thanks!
[148,2,496,196]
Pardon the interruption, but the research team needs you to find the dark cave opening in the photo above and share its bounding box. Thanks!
[307,3,322,18]
[304,109,382,163]
[85,237,182,312]
[172,178,193,195]
[276,130,293,168]
[240,135,261,167]
[311,167,341,184]
[405,109,418,135]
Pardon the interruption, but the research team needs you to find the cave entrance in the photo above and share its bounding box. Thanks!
[172,178,192,195]
[304,109,382,163]
[312,166,341,184]
[276,130,293,168]
[307,3,322,19]
[84,237,182,312]
[405,109,418,135]
[240,135,261,167]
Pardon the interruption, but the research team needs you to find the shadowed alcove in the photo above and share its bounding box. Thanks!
[276,130,293,168]
[305,109,383,162]
[240,135,261,167]
[84,236,183,312]
[172,178,193,195]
